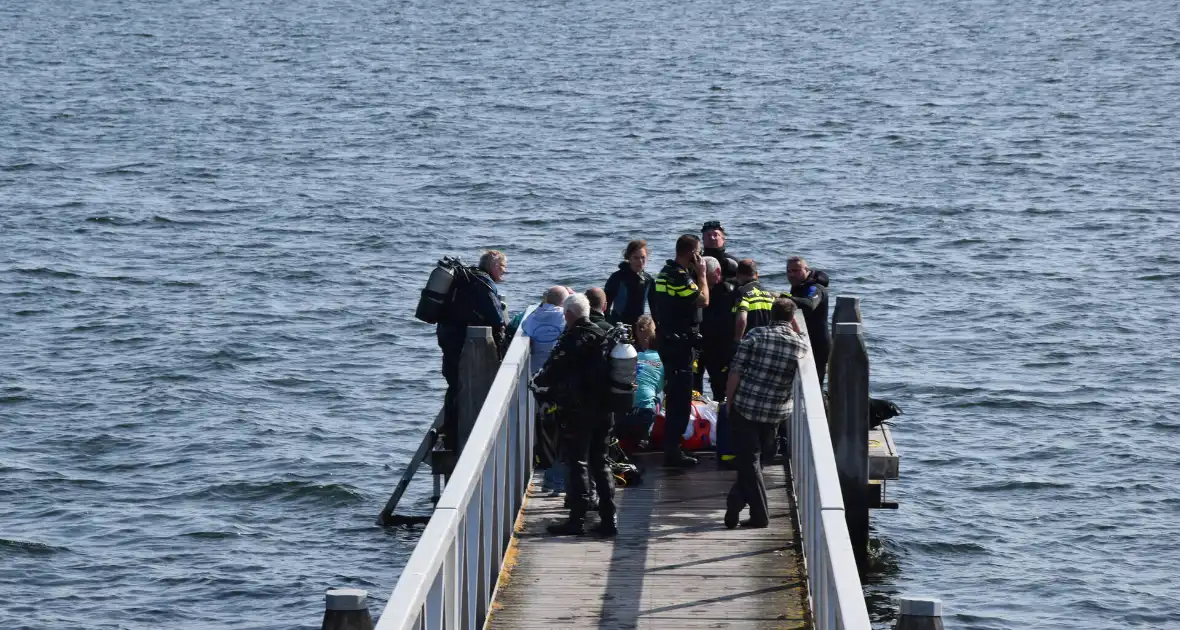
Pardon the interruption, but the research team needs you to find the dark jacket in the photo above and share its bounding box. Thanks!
[532,317,608,410]
[734,279,775,335]
[604,262,652,326]
[651,259,702,337]
[589,309,614,332]
[789,270,830,357]
[700,279,737,346]
[703,246,739,282]
[437,267,505,351]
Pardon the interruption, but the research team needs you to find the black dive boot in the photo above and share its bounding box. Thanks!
[663,449,699,468]
[546,519,585,536]
[590,521,618,537]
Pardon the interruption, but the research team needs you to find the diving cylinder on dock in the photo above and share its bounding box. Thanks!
[414,258,459,324]
[608,330,638,412]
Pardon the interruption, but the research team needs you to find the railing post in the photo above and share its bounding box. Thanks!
[321,588,373,630]
[831,295,863,328]
[895,597,945,630]
[458,326,499,455]
[828,319,870,570]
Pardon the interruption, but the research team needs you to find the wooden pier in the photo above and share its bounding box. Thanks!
[489,453,809,630]
[371,302,910,630]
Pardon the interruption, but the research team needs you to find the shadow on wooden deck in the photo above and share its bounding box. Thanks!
[488,452,810,630]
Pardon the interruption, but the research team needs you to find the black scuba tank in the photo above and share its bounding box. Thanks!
[414,256,462,324]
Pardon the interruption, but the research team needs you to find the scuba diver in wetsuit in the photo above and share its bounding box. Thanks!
[436,250,508,451]
[787,256,830,385]
[696,256,737,401]
[532,293,618,537]
[701,220,738,283]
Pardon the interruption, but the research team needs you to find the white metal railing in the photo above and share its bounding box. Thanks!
[376,322,535,630]
[787,324,872,630]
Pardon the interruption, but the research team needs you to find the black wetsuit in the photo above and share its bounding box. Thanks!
[532,317,616,526]
[604,263,652,326]
[589,309,614,332]
[697,278,737,401]
[789,270,830,385]
[703,246,739,283]
[437,268,505,450]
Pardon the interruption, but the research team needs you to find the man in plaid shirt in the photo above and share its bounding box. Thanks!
[723,297,810,529]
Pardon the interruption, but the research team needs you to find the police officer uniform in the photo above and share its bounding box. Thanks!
[651,259,703,466]
[733,279,775,335]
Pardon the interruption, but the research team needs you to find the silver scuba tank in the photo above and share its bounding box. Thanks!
[608,327,639,412]
[414,257,459,324]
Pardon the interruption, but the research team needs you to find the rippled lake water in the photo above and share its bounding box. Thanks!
[3,0,1179,627]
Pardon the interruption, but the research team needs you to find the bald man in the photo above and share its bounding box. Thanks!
[585,287,614,332]
[523,287,570,375]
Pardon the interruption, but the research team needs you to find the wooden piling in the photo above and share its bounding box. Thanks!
[828,320,870,570]
[457,326,499,453]
[321,588,373,630]
[895,597,945,630]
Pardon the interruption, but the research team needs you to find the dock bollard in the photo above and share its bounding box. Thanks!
[894,597,944,630]
[457,326,499,453]
[828,320,871,570]
[321,588,373,630]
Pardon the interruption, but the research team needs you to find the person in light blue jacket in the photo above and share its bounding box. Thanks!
[523,286,573,493]
[522,286,570,375]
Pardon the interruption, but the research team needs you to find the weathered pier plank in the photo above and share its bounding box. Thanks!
[488,453,810,630]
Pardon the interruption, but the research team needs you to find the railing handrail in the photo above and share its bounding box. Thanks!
[789,312,872,629]
[797,356,846,511]
[377,309,536,630]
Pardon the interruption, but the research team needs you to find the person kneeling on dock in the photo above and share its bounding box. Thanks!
[531,293,618,537]
[616,314,663,453]
[724,298,809,529]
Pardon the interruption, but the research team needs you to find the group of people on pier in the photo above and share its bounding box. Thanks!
[431,221,831,537]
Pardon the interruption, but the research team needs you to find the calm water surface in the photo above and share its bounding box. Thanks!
[3,0,1179,628]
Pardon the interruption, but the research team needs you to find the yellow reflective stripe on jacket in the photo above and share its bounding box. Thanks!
[742,297,774,312]
[654,278,697,298]
[733,287,774,312]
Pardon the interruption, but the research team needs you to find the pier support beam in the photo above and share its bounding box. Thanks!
[457,326,499,455]
[321,588,373,630]
[828,318,870,571]
[895,597,945,630]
